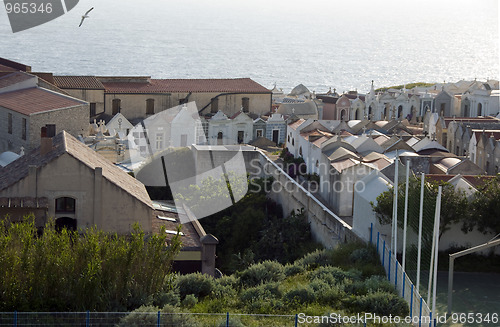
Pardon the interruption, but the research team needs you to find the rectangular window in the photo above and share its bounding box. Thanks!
[8,113,12,134]
[90,103,96,117]
[146,99,155,115]
[22,118,26,140]
[156,133,163,150]
[256,129,263,138]
[242,97,249,112]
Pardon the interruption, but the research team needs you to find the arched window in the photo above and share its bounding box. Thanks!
[287,135,290,142]
[292,138,295,146]
[299,146,303,156]
[478,103,482,116]
[217,132,223,145]
[146,99,155,115]
[316,160,319,167]
[112,99,121,115]
[55,197,76,214]
[464,104,469,117]
[340,110,346,121]
[398,105,403,118]
[368,106,373,119]
[355,109,360,120]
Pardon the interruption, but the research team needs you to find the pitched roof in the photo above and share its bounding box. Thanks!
[0,57,31,72]
[0,71,34,89]
[0,131,153,208]
[102,78,271,94]
[0,87,86,115]
[53,76,105,90]
[0,64,17,72]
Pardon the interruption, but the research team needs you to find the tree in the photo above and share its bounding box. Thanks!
[372,176,469,243]
[464,175,500,235]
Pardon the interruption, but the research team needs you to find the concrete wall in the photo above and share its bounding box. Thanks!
[256,153,362,248]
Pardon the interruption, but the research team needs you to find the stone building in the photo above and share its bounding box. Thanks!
[0,130,153,233]
[53,75,106,120]
[98,77,271,120]
[0,72,89,153]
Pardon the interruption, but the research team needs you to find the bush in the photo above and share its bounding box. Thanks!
[284,263,305,277]
[217,316,247,327]
[308,266,359,286]
[238,261,285,287]
[294,249,331,269]
[343,291,409,316]
[239,282,281,303]
[283,286,315,306]
[118,304,201,327]
[181,294,198,308]
[309,279,344,306]
[175,273,214,300]
[349,247,376,264]
[152,290,180,307]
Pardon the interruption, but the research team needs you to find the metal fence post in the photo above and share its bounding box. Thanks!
[226,312,229,327]
[429,312,432,327]
[157,311,161,327]
[295,314,298,327]
[410,284,414,317]
[369,223,373,244]
[86,310,90,327]
[419,297,423,327]
[395,263,398,287]
[13,311,17,327]
[376,232,380,254]
[388,250,391,281]
[402,272,406,297]
[382,240,385,266]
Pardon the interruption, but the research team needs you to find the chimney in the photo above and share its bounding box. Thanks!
[40,126,53,156]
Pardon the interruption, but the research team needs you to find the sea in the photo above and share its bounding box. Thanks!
[0,0,498,94]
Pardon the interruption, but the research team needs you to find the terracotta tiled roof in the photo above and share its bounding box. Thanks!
[0,57,31,72]
[53,76,105,90]
[0,131,153,208]
[0,71,34,89]
[0,87,86,115]
[152,210,202,249]
[289,118,306,130]
[462,175,496,188]
[102,78,271,94]
[0,64,17,72]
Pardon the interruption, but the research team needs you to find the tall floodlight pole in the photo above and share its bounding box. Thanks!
[427,186,442,307]
[392,151,399,257]
[416,173,425,292]
[402,159,410,274]
[432,186,442,324]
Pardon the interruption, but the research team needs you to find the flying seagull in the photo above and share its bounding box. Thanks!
[79,7,94,27]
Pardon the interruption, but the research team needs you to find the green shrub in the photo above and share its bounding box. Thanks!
[283,286,315,306]
[294,249,331,269]
[239,282,281,303]
[309,279,344,306]
[118,304,201,327]
[117,305,159,327]
[238,261,285,287]
[308,266,359,286]
[284,263,305,276]
[152,290,180,307]
[175,273,214,300]
[217,316,247,327]
[349,247,376,264]
[343,291,409,316]
[181,294,198,308]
